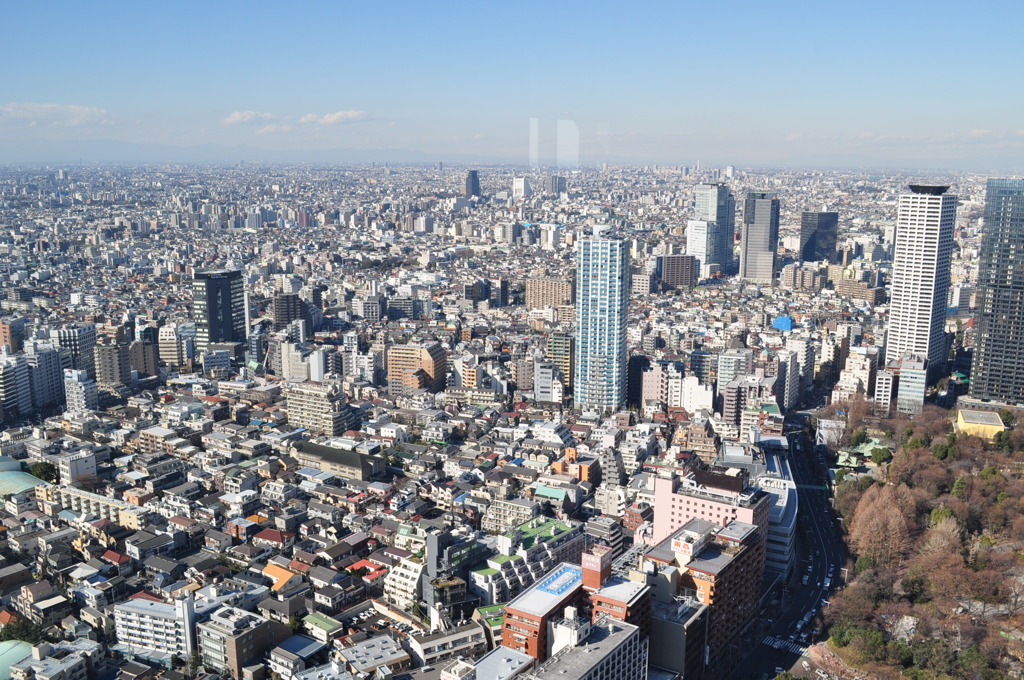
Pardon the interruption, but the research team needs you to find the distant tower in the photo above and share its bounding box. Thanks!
[886,185,956,381]
[513,177,532,199]
[971,179,1024,403]
[464,170,481,198]
[575,227,629,413]
[193,269,247,354]
[800,211,839,263]
[687,182,735,274]
[739,191,780,283]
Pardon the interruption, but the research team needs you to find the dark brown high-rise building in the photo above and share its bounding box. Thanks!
[661,254,698,289]
[272,292,311,332]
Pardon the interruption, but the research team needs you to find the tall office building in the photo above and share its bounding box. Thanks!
[25,340,70,410]
[661,254,699,289]
[193,269,247,354]
[547,175,567,195]
[465,170,481,198]
[970,179,1024,404]
[800,211,839,263]
[0,350,32,422]
[271,292,311,332]
[885,185,956,381]
[387,341,448,396]
[575,227,629,413]
[94,342,131,386]
[513,177,532,199]
[547,332,575,393]
[64,368,98,414]
[56,323,97,378]
[739,192,780,283]
[158,325,183,367]
[687,183,735,273]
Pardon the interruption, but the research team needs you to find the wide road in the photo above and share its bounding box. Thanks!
[725,413,848,680]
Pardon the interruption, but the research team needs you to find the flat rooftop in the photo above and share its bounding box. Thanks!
[959,409,1005,427]
[593,577,648,607]
[472,645,534,680]
[506,563,583,618]
[527,619,640,677]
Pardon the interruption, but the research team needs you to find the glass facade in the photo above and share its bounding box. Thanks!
[193,269,247,353]
[970,179,1024,404]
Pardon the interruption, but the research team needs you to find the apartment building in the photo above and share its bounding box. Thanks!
[36,483,150,529]
[197,606,290,680]
[526,278,575,310]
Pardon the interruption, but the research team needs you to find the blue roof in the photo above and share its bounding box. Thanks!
[276,634,327,658]
[537,564,583,596]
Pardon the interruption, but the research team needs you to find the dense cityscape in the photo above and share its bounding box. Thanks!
[0,160,1018,680]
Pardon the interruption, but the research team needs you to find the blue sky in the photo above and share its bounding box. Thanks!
[2,1,1023,168]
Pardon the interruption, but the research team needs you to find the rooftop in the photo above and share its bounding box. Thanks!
[524,618,641,677]
[506,563,583,618]
[959,409,1005,427]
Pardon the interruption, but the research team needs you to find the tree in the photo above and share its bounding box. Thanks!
[0,617,45,643]
[849,484,913,568]
[952,475,968,499]
[288,615,304,632]
[999,408,1016,428]
[851,429,869,447]
[870,447,892,465]
[29,462,56,483]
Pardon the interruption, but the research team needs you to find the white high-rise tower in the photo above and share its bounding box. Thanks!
[575,226,629,413]
[686,183,735,274]
[885,185,956,381]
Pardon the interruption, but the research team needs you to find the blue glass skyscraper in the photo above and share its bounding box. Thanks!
[970,179,1024,404]
[575,226,629,413]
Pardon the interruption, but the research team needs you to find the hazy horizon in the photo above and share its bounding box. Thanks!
[4,1,1024,171]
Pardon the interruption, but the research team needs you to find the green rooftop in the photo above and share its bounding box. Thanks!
[490,554,521,564]
[508,516,574,550]
[473,567,499,577]
[851,437,888,456]
[476,604,506,628]
[304,611,344,632]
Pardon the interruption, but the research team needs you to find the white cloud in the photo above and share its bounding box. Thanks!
[256,124,294,135]
[0,102,110,127]
[300,110,368,125]
[222,110,274,125]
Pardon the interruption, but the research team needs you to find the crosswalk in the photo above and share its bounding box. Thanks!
[762,635,809,656]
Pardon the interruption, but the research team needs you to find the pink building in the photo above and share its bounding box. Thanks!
[652,468,770,545]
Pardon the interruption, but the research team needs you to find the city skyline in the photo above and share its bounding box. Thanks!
[3,2,1024,169]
